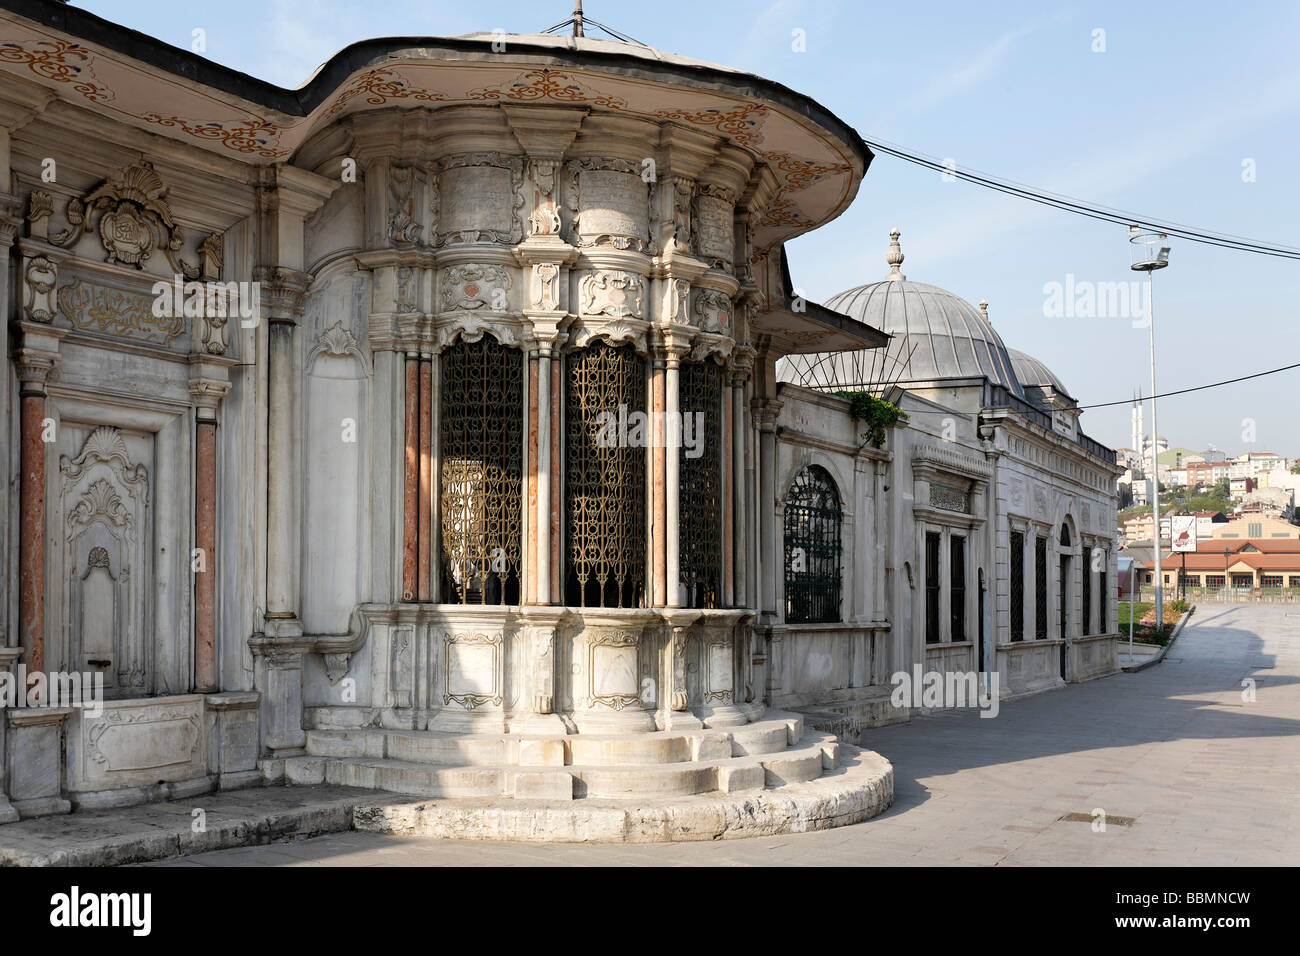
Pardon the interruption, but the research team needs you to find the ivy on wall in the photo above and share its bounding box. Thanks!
[835,391,906,448]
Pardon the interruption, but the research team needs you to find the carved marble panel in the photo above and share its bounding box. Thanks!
[441,264,512,313]
[58,427,151,697]
[579,270,643,319]
[694,186,735,270]
[693,289,732,333]
[443,631,504,710]
[67,695,206,792]
[436,153,524,245]
[567,159,650,252]
[576,628,641,711]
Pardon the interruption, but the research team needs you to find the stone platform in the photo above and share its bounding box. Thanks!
[275,710,892,841]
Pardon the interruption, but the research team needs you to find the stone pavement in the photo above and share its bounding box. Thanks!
[136,605,1296,865]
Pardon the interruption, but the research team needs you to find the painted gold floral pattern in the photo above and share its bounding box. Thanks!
[141,114,290,158]
[468,69,627,108]
[0,39,113,102]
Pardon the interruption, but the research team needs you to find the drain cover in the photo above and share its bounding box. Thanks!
[1061,811,1136,826]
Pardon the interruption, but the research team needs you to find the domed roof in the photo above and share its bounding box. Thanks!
[787,230,1024,397]
[1008,349,1074,402]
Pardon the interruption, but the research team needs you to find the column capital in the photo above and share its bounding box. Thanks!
[189,355,235,421]
[751,398,783,430]
[13,321,63,393]
[254,266,313,324]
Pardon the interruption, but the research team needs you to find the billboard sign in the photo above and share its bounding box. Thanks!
[1171,515,1198,553]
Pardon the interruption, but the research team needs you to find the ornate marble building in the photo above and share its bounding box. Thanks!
[0,2,1115,838]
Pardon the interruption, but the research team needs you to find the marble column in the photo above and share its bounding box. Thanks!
[190,373,231,692]
[401,353,419,601]
[754,400,782,616]
[665,349,682,609]
[15,324,60,692]
[526,353,539,604]
[535,349,552,603]
[265,315,298,620]
[418,353,433,602]
[549,347,562,603]
[731,374,748,608]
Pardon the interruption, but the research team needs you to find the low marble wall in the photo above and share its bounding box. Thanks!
[923,641,976,678]
[996,639,1065,699]
[1070,633,1119,682]
[767,623,889,712]
[308,605,758,734]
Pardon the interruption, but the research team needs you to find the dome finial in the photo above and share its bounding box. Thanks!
[979,298,989,322]
[886,228,905,281]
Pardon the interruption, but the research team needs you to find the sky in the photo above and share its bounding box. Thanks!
[76,0,1300,457]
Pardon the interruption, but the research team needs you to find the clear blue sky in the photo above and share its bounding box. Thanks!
[79,0,1300,457]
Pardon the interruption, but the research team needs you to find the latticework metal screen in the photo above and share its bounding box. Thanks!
[679,359,722,609]
[439,336,524,604]
[1010,530,1025,641]
[1082,547,1092,635]
[564,342,647,608]
[924,531,941,643]
[1099,553,1108,632]
[1035,535,1048,639]
[950,535,966,642]
[783,465,842,624]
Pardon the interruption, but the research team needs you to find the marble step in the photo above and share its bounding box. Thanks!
[286,732,838,801]
[304,714,804,769]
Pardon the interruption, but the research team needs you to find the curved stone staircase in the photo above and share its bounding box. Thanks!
[281,712,893,842]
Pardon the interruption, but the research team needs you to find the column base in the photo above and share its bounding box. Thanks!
[654,709,704,731]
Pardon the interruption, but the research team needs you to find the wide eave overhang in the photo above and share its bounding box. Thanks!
[0,0,872,250]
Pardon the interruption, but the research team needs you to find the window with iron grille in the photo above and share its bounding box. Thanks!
[1231,573,1253,588]
[564,342,647,608]
[925,532,941,643]
[1035,536,1048,639]
[783,465,842,623]
[1206,575,1225,588]
[1099,552,1107,632]
[439,335,523,605]
[679,359,722,609]
[950,535,966,642]
[1082,547,1092,635]
[1290,576,1300,588]
[1262,575,1283,588]
[1010,531,1025,641]
[1184,575,1201,586]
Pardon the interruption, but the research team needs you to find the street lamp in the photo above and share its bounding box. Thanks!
[1130,227,1170,628]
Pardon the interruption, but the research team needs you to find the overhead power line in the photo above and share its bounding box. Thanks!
[860,136,1300,260]
[1078,361,1300,409]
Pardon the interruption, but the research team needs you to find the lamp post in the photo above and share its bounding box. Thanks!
[1130,227,1170,629]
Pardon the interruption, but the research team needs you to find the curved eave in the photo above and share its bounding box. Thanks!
[1,0,871,248]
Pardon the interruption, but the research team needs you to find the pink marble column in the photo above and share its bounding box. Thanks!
[194,418,218,691]
[19,390,46,679]
[401,354,419,602]
[418,355,433,602]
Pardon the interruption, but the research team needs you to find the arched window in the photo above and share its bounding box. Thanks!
[783,465,842,623]
[564,341,647,608]
[439,335,523,604]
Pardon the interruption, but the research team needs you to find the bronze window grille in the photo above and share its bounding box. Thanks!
[1058,523,1070,638]
[679,359,722,609]
[564,342,647,608]
[783,465,842,624]
[1010,530,1025,641]
[438,335,523,604]
[1082,546,1092,635]
[950,535,966,642]
[924,531,941,643]
[1035,535,1048,639]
